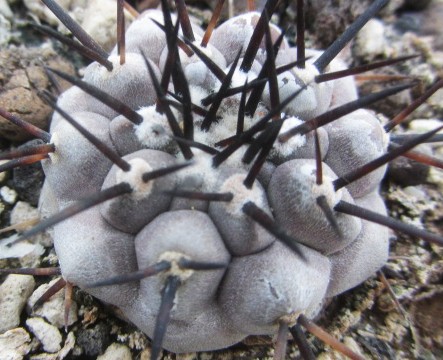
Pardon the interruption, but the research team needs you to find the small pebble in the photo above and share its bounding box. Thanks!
[0,160,7,183]
[23,0,135,51]
[26,317,62,353]
[22,331,75,360]
[343,336,365,356]
[28,278,78,329]
[0,327,32,359]
[355,18,387,59]
[404,0,432,11]
[0,234,45,269]
[0,186,17,204]
[408,119,443,133]
[403,186,427,199]
[10,202,39,227]
[8,200,52,247]
[76,322,111,357]
[0,275,35,333]
[59,331,76,359]
[0,14,11,46]
[139,348,151,360]
[0,0,13,18]
[97,343,132,360]
[387,143,432,186]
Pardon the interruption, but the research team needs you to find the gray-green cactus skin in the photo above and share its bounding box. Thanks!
[40,7,390,353]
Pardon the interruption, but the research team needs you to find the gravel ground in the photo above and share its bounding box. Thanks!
[0,0,442,359]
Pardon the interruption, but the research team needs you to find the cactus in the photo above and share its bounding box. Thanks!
[1,0,443,359]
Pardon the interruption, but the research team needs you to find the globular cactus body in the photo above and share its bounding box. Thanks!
[37,4,394,353]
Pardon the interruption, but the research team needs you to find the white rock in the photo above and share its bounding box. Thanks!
[0,327,32,359]
[58,331,75,359]
[26,317,62,353]
[355,18,387,59]
[22,0,70,27]
[343,336,364,357]
[10,202,39,230]
[403,186,427,200]
[1,186,17,204]
[97,343,132,360]
[0,275,35,333]
[0,160,7,183]
[23,0,134,51]
[408,119,443,133]
[27,331,75,360]
[0,14,11,46]
[0,0,13,18]
[8,201,51,249]
[28,279,78,329]
[81,0,134,52]
[27,353,55,360]
[0,234,45,267]
[0,350,22,360]
[139,348,151,360]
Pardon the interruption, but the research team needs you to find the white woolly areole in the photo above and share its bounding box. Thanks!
[230,68,258,88]
[220,174,265,217]
[193,97,262,152]
[195,111,239,147]
[274,117,307,157]
[158,251,194,282]
[299,162,343,208]
[218,145,250,170]
[116,158,153,199]
[189,85,213,106]
[135,106,172,149]
[176,150,219,190]
[292,63,319,85]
